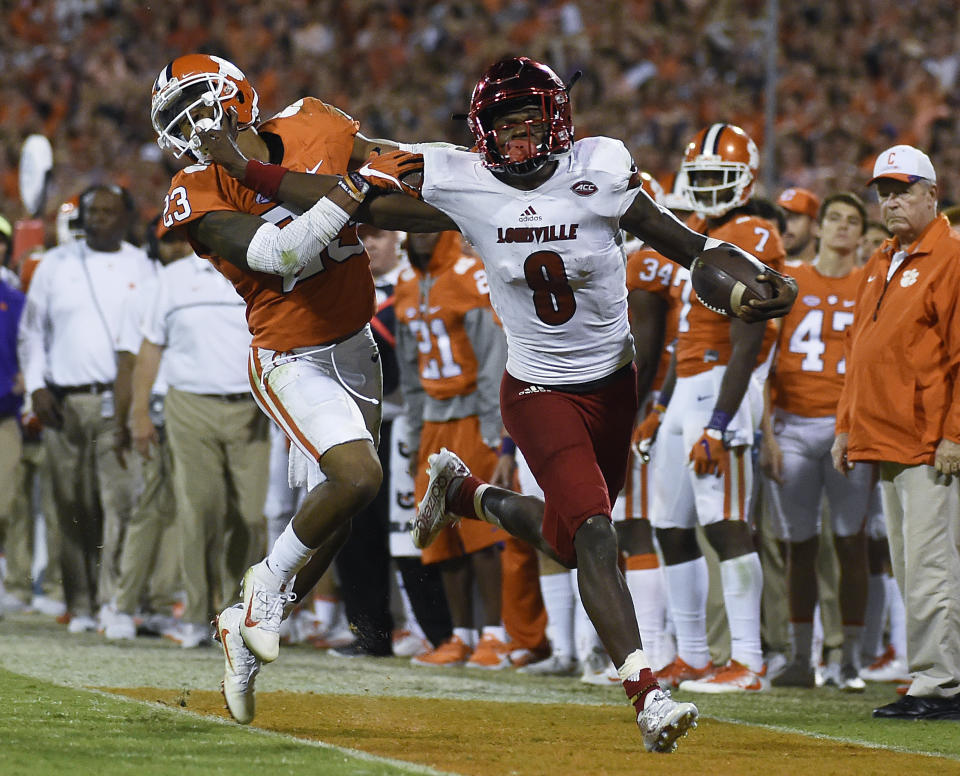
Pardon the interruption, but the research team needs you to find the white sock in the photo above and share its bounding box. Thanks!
[453,627,477,648]
[885,574,907,658]
[812,603,824,665]
[265,521,313,583]
[539,571,575,660]
[626,566,667,670]
[663,557,711,669]
[394,569,427,641]
[719,552,764,673]
[862,573,887,661]
[571,568,602,661]
[481,624,506,642]
[313,596,339,636]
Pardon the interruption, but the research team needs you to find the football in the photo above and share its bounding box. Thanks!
[690,245,774,318]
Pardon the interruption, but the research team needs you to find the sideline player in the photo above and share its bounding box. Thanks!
[393,58,795,751]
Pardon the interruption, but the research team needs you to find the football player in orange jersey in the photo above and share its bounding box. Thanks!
[395,231,512,669]
[150,53,453,725]
[760,193,874,690]
[637,124,786,694]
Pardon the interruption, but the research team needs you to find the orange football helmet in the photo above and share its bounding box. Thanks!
[680,123,758,217]
[151,54,260,163]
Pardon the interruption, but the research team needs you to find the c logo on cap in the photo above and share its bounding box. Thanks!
[887,151,897,165]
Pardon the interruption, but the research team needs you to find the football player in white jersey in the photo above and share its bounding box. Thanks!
[195,55,796,753]
[400,57,795,753]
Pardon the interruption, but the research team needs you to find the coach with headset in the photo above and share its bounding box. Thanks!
[17,183,154,634]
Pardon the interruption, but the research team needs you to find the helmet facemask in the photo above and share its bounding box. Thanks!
[681,160,754,217]
[467,58,573,176]
[152,74,240,164]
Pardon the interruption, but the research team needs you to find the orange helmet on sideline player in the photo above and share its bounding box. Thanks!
[680,123,759,217]
[151,54,260,164]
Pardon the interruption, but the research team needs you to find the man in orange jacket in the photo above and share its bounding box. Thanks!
[832,145,960,720]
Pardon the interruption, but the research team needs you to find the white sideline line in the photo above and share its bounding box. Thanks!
[705,712,960,761]
[86,687,461,776]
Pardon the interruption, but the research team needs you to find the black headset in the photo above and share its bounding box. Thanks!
[75,183,136,229]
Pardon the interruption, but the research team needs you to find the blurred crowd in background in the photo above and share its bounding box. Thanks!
[2,0,960,236]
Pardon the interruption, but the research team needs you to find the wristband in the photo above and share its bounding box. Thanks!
[706,409,733,432]
[338,171,371,202]
[499,437,516,456]
[652,402,667,415]
[337,176,366,203]
[242,159,289,199]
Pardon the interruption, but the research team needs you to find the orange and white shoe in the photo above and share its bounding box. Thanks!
[655,657,715,689]
[467,633,512,670]
[679,659,766,693]
[411,635,471,667]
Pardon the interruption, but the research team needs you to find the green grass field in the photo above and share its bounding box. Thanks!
[2,612,959,775]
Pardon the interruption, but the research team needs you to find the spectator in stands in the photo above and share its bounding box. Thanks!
[17,184,151,633]
[833,145,960,720]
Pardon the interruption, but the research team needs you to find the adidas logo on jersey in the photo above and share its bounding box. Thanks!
[518,385,551,395]
[518,206,542,223]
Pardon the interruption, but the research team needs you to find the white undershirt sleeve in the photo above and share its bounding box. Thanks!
[246,197,352,275]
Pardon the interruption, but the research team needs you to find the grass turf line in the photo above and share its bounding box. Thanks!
[0,667,452,776]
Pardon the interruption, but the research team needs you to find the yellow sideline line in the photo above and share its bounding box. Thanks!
[85,687,462,776]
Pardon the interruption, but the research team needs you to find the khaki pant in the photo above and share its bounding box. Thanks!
[115,431,180,615]
[164,388,269,624]
[0,415,27,600]
[879,462,960,697]
[44,393,140,616]
[7,439,61,601]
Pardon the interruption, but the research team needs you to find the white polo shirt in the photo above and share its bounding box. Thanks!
[140,254,251,394]
[18,240,154,393]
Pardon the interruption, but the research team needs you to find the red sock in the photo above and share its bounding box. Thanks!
[623,668,660,716]
[447,475,486,518]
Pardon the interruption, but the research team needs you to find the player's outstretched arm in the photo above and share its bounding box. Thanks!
[619,189,796,322]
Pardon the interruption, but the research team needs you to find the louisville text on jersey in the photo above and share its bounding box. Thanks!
[496,224,579,244]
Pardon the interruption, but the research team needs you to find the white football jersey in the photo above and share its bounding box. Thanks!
[421,137,638,385]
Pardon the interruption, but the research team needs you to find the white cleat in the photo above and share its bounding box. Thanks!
[411,448,470,550]
[215,604,260,724]
[638,687,699,753]
[239,561,296,663]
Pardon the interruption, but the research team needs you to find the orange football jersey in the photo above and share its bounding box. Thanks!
[157,97,375,351]
[625,245,681,391]
[772,262,862,418]
[394,232,495,400]
[673,213,785,377]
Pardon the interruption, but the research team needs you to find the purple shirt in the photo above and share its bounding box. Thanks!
[0,279,25,417]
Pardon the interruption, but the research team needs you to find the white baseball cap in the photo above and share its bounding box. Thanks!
[869,144,936,185]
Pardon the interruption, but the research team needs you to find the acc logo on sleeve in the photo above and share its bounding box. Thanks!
[570,180,598,196]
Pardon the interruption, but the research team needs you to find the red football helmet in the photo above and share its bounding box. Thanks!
[680,123,759,217]
[467,57,573,175]
[151,54,260,164]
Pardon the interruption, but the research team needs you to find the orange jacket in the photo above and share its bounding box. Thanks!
[837,214,960,465]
